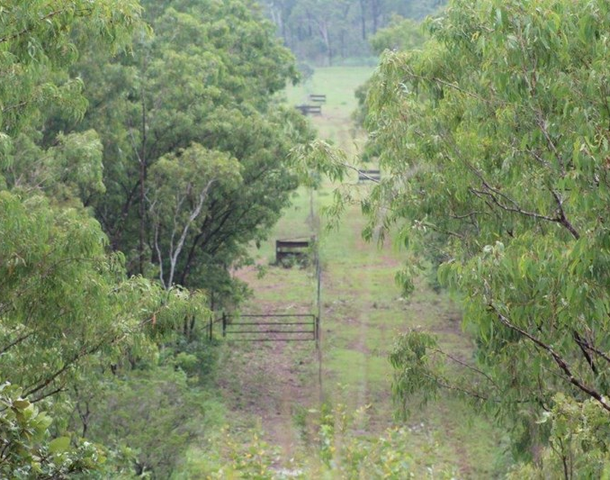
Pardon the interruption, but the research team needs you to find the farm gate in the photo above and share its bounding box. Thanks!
[209,313,319,343]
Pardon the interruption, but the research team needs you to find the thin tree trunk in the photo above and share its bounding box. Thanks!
[360,0,367,40]
[371,0,381,34]
[138,85,147,275]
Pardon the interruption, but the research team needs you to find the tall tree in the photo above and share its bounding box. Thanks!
[47,0,313,305]
[0,0,146,400]
[361,0,610,472]
[0,0,143,136]
[0,1,210,476]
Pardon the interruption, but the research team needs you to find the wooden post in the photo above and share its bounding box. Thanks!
[316,250,321,330]
[222,312,227,338]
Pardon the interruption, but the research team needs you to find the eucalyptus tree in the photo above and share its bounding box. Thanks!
[0,0,141,396]
[0,1,216,475]
[147,145,241,290]
[0,1,311,472]
[366,0,610,471]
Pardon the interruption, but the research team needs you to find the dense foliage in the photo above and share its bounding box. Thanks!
[41,0,313,307]
[355,0,610,475]
[1,383,92,478]
[0,0,309,476]
[292,0,610,475]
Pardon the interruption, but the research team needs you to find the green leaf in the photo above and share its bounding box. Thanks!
[12,399,30,410]
[49,436,71,454]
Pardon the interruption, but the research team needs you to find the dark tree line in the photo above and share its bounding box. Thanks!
[261,0,444,64]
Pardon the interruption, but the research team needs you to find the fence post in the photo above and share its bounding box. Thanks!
[208,315,213,341]
[222,312,226,338]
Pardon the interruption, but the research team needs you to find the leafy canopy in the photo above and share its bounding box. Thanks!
[51,0,313,300]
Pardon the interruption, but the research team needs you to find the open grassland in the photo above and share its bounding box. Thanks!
[285,66,374,156]
[185,66,506,478]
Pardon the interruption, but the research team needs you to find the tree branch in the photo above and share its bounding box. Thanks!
[489,304,610,412]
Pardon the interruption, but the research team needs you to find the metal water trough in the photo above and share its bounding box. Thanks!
[309,94,327,103]
[275,238,312,264]
[295,104,322,115]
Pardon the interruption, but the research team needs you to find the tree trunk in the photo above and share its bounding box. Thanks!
[371,0,382,34]
[138,95,146,275]
[360,0,367,40]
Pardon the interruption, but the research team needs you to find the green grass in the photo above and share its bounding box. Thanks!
[285,66,374,110]
[283,66,503,475]
[284,66,374,156]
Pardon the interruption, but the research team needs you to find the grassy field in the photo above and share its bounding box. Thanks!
[285,66,374,156]
[184,66,507,478]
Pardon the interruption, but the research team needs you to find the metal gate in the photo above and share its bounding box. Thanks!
[219,313,319,342]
